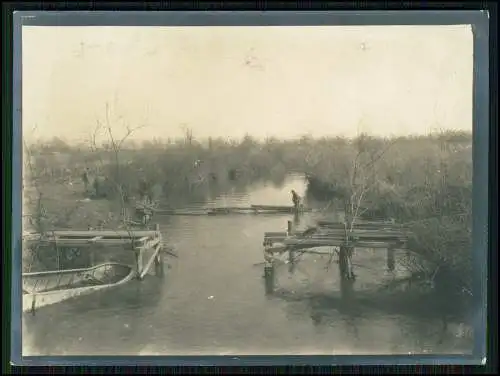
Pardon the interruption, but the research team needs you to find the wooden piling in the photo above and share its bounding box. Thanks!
[264,262,275,295]
[339,245,355,280]
[56,245,61,271]
[263,245,275,294]
[286,220,296,273]
[136,248,144,280]
[153,224,164,276]
[154,251,164,277]
[89,249,95,267]
[387,246,395,271]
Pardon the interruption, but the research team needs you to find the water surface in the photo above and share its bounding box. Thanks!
[22,175,473,356]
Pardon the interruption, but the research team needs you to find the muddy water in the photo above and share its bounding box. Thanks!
[22,175,473,356]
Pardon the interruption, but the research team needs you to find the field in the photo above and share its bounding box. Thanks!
[23,130,473,306]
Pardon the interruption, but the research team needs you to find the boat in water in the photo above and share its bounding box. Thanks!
[23,262,136,313]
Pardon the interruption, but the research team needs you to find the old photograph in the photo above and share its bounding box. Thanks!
[21,24,474,356]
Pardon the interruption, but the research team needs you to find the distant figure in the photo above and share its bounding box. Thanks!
[291,190,301,209]
[82,168,89,193]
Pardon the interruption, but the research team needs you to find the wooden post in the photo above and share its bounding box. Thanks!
[286,220,296,273]
[293,212,300,227]
[89,248,95,267]
[154,251,164,277]
[136,248,143,280]
[31,295,37,315]
[264,247,275,295]
[56,245,61,270]
[339,245,355,280]
[288,249,295,274]
[264,262,275,295]
[387,245,395,272]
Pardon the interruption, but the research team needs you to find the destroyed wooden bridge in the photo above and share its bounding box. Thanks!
[136,204,313,216]
[22,225,167,312]
[23,225,165,280]
[262,219,410,294]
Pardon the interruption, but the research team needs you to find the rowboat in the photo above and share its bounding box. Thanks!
[22,262,136,313]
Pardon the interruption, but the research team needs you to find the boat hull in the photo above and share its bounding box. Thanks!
[22,263,136,313]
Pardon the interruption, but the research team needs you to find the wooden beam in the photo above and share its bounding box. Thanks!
[281,238,405,249]
[139,243,162,280]
[31,230,158,238]
[26,238,145,248]
[264,232,288,237]
[135,237,161,251]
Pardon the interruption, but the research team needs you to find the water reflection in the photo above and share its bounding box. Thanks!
[22,174,472,356]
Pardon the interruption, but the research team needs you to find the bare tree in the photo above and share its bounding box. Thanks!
[87,102,148,233]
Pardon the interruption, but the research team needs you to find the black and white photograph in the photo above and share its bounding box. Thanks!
[20,20,477,357]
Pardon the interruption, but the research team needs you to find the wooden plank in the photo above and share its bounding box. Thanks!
[26,238,144,247]
[251,205,296,210]
[317,220,407,230]
[282,238,404,249]
[292,249,338,255]
[38,230,158,238]
[308,233,407,240]
[264,234,406,242]
[264,232,289,237]
[135,237,161,251]
[207,207,251,212]
[139,243,162,280]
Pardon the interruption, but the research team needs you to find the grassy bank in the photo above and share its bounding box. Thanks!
[24,131,473,305]
[301,131,472,306]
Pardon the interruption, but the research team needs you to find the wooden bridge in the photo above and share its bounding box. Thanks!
[23,224,165,280]
[262,219,410,294]
[135,204,313,216]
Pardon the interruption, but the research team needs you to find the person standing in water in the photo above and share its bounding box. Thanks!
[291,190,301,210]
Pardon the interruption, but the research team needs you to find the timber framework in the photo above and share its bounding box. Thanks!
[262,219,410,294]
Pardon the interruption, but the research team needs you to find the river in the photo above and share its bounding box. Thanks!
[22,175,473,356]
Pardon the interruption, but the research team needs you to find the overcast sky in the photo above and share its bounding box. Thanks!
[22,25,473,144]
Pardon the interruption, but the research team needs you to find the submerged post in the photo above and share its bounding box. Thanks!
[264,246,275,295]
[154,250,164,277]
[339,245,355,281]
[135,250,143,280]
[286,220,295,273]
[264,262,275,295]
[153,224,164,277]
[387,245,396,272]
[89,248,95,267]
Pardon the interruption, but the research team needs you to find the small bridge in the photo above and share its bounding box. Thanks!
[262,219,410,294]
[136,204,312,216]
[23,225,165,280]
